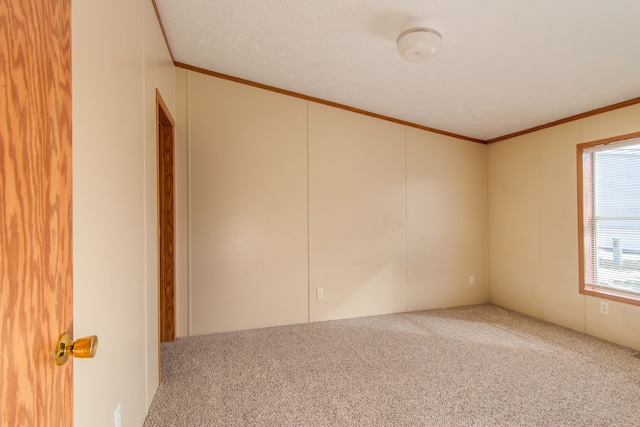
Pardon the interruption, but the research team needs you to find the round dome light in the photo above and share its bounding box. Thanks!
[396,27,442,62]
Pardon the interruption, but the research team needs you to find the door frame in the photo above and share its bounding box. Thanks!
[156,89,176,357]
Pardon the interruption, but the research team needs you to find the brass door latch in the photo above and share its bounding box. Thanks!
[55,333,98,366]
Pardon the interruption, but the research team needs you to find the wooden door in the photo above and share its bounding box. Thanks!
[0,0,73,426]
[157,90,176,343]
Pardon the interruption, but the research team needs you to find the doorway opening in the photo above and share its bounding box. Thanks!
[157,89,176,345]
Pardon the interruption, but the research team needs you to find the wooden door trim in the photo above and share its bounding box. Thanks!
[156,89,176,381]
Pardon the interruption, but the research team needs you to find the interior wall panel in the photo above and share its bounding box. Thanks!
[175,68,189,338]
[406,128,488,311]
[487,103,640,351]
[487,132,543,319]
[73,0,155,424]
[308,102,407,322]
[143,0,177,405]
[538,121,585,332]
[188,72,308,335]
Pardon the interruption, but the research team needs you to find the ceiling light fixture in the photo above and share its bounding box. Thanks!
[396,27,442,62]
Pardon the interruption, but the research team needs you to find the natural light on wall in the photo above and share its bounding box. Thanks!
[578,135,640,304]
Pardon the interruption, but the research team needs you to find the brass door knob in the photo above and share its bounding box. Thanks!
[55,333,98,366]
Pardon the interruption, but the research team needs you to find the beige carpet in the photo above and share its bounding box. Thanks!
[144,304,640,426]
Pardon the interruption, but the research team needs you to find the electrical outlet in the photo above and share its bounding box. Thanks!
[316,288,324,299]
[114,403,121,427]
[469,276,475,286]
[600,301,609,315]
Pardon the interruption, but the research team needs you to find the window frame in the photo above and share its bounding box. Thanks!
[577,131,640,306]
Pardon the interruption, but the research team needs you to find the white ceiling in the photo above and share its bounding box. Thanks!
[155,0,640,142]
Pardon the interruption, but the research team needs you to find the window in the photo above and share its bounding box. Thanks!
[578,133,640,305]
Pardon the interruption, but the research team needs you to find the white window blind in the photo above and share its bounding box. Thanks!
[581,138,640,299]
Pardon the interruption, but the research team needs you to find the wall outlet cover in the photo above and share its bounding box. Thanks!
[114,403,121,427]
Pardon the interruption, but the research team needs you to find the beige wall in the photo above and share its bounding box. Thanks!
[175,68,190,338]
[184,71,489,334]
[487,103,640,351]
[309,104,408,321]
[187,72,309,334]
[143,0,178,407]
[73,0,175,425]
[70,1,640,420]
[407,128,488,310]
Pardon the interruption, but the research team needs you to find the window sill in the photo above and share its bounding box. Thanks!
[580,286,640,307]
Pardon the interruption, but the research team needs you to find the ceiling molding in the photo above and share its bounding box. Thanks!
[486,97,640,144]
[151,0,175,63]
[170,61,640,147]
[174,62,485,144]
[152,1,640,146]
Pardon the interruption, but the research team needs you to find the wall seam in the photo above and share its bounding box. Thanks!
[580,118,587,334]
[306,101,311,324]
[186,70,193,336]
[538,131,545,320]
[485,143,490,304]
[404,126,409,313]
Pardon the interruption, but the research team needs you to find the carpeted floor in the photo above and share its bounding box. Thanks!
[144,304,640,426]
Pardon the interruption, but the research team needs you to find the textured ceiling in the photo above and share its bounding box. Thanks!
[155,0,640,141]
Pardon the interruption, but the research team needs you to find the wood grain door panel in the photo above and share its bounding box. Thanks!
[1,0,73,425]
